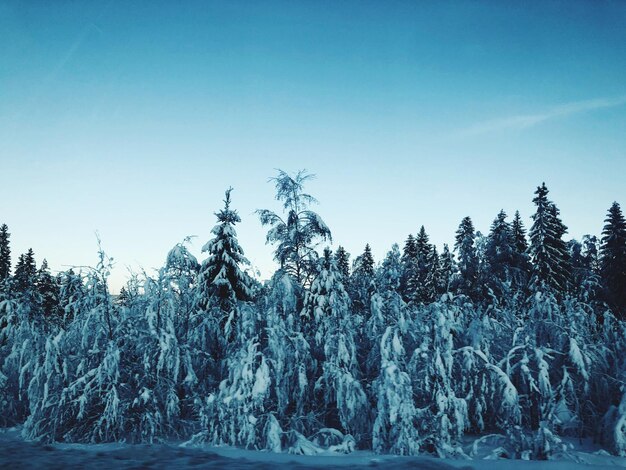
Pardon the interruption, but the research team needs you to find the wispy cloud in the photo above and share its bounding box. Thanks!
[458,95,626,137]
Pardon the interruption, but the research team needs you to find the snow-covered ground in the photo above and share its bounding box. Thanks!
[1,428,625,469]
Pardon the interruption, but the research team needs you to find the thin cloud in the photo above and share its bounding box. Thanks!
[458,95,626,137]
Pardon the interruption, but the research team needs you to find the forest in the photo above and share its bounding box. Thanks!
[1,169,625,461]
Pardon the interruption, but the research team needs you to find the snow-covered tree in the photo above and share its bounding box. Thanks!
[334,246,350,282]
[349,244,376,317]
[0,224,10,284]
[437,244,456,295]
[529,183,571,293]
[600,202,626,317]
[372,327,421,455]
[197,188,254,345]
[257,170,332,286]
[303,248,368,442]
[454,217,479,299]
[13,249,37,294]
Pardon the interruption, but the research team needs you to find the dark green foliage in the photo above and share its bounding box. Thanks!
[400,234,418,301]
[0,224,10,283]
[14,248,37,293]
[454,216,479,298]
[349,244,376,316]
[198,188,254,312]
[334,246,350,282]
[437,244,455,295]
[353,243,375,278]
[36,259,60,318]
[406,226,437,304]
[510,211,531,286]
[485,210,515,294]
[529,183,571,293]
[600,202,626,316]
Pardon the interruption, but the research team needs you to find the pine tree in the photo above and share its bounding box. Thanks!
[416,226,430,261]
[257,170,332,285]
[512,211,529,255]
[454,217,478,298]
[353,244,375,278]
[197,188,254,339]
[424,245,440,302]
[437,244,456,295]
[400,234,418,301]
[415,226,435,303]
[402,234,418,264]
[36,259,60,319]
[529,183,571,293]
[511,210,531,286]
[485,210,515,290]
[0,224,10,283]
[334,246,350,282]
[13,248,37,293]
[349,244,376,316]
[600,202,626,316]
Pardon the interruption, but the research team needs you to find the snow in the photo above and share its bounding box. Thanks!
[1,427,625,469]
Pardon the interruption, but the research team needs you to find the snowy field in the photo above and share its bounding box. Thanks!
[1,429,625,470]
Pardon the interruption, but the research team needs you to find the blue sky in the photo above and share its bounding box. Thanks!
[1,1,626,291]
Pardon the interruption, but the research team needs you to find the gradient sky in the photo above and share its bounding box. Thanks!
[1,1,626,291]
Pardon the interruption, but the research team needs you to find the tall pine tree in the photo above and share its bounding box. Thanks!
[13,248,36,293]
[528,183,570,293]
[511,210,531,287]
[0,224,10,284]
[334,246,350,282]
[197,188,254,339]
[485,210,515,291]
[454,216,478,298]
[600,202,626,316]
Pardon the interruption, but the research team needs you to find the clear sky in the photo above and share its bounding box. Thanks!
[1,1,626,291]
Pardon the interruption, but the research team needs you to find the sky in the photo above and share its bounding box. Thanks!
[1,1,626,291]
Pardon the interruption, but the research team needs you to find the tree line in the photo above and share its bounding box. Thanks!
[0,170,625,459]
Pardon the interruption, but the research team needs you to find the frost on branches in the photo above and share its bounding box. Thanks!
[0,177,625,461]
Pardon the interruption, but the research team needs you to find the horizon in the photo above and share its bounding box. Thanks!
[2,1,626,291]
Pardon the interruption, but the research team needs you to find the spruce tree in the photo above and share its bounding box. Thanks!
[36,259,60,318]
[349,244,376,317]
[423,245,439,302]
[512,211,529,255]
[511,210,531,287]
[415,226,430,261]
[197,188,254,338]
[485,210,515,289]
[402,234,418,263]
[528,183,571,293]
[600,202,626,316]
[334,246,350,282]
[400,234,418,302]
[454,216,478,298]
[416,226,434,302]
[355,243,375,278]
[0,224,10,283]
[437,244,456,295]
[13,248,37,293]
